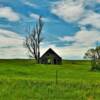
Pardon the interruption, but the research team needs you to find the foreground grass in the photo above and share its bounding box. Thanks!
[0,59,100,100]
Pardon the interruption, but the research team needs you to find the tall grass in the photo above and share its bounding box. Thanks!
[0,79,100,100]
[0,59,100,100]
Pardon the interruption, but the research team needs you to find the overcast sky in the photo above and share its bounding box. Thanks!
[0,0,100,59]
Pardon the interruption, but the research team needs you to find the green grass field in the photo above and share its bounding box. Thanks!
[0,59,100,100]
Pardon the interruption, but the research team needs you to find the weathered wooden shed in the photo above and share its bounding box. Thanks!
[40,48,62,64]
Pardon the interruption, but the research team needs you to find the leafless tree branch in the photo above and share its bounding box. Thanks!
[24,16,44,63]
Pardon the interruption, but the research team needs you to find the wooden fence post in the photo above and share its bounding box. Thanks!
[56,70,58,85]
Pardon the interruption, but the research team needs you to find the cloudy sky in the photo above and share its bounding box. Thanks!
[0,0,100,59]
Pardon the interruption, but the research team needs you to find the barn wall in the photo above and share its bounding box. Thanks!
[40,54,62,64]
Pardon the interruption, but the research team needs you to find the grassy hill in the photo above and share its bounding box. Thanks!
[0,59,100,100]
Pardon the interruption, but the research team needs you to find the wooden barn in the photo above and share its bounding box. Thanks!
[40,48,62,64]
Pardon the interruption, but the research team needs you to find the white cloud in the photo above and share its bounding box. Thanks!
[40,42,88,59]
[30,13,39,19]
[0,29,27,59]
[59,29,100,47]
[57,28,100,59]
[30,13,50,22]
[58,36,75,42]
[96,0,100,3]
[24,1,38,8]
[0,7,20,21]
[76,30,99,45]
[79,11,100,29]
[51,0,100,29]
[51,0,85,22]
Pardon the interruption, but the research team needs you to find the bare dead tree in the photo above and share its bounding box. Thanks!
[25,16,44,63]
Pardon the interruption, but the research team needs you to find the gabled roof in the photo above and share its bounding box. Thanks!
[41,48,62,59]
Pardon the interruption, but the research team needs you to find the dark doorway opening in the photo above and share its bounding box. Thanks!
[54,59,57,64]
